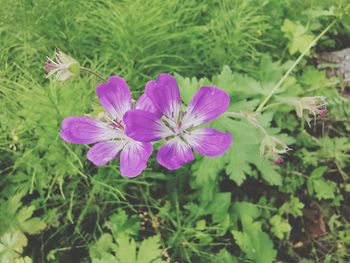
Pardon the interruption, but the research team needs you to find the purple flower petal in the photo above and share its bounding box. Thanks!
[156,138,194,170]
[120,141,153,177]
[96,76,132,121]
[182,86,230,128]
[123,109,172,142]
[135,94,162,117]
[186,128,232,157]
[60,117,117,144]
[87,141,124,166]
[145,74,181,120]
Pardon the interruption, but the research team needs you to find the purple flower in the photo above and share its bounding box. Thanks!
[124,74,233,170]
[60,76,153,178]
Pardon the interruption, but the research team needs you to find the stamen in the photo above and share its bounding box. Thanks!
[162,118,176,133]
[44,61,55,73]
[177,110,184,125]
[113,119,124,130]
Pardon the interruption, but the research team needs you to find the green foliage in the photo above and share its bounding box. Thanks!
[307,166,338,200]
[269,215,291,240]
[209,192,231,235]
[105,209,140,237]
[0,192,45,262]
[232,215,277,263]
[281,19,315,55]
[89,234,165,263]
[0,232,29,263]
[279,196,305,217]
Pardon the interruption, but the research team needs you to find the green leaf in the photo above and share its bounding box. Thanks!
[232,215,277,263]
[217,117,282,186]
[174,73,210,104]
[281,19,315,55]
[16,206,46,235]
[14,256,32,263]
[307,167,337,200]
[20,217,46,235]
[312,179,337,200]
[137,235,164,263]
[209,193,231,223]
[106,209,140,237]
[191,155,225,204]
[89,233,118,263]
[232,202,261,224]
[254,156,282,186]
[0,231,28,263]
[279,197,304,217]
[218,118,258,185]
[1,195,46,236]
[208,193,232,235]
[7,193,24,216]
[212,65,236,96]
[224,145,250,185]
[115,234,137,263]
[195,219,206,231]
[256,55,291,93]
[310,166,328,178]
[114,234,165,263]
[192,156,224,184]
[269,215,291,240]
[299,67,336,95]
[215,249,237,263]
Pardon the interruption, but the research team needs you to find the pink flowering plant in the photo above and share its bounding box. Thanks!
[49,50,331,178]
[59,72,233,176]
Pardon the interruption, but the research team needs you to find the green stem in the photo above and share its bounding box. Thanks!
[80,67,106,81]
[257,102,285,113]
[225,111,268,136]
[255,19,337,112]
[224,111,244,118]
[335,161,348,181]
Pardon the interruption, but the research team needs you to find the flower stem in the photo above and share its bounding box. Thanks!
[225,111,268,136]
[257,102,285,112]
[80,66,106,81]
[224,111,244,118]
[255,19,338,113]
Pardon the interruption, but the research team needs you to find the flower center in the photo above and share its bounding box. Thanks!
[173,122,183,135]
[105,114,125,132]
[161,111,195,143]
[162,113,186,135]
[112,119,125,130]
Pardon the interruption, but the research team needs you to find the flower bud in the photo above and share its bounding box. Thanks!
[260,135,290,165]
[300,96,327,124]
[282,96,327,126]
[45,50,80,81]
